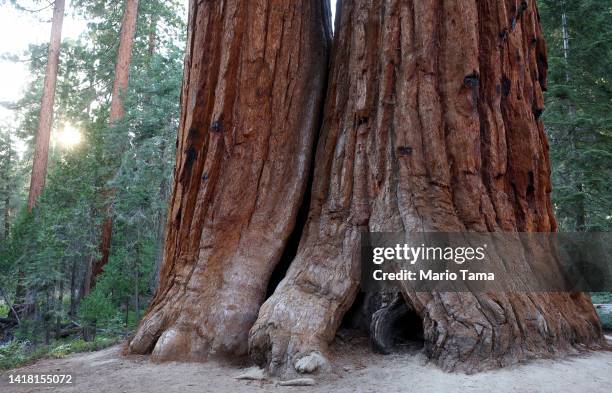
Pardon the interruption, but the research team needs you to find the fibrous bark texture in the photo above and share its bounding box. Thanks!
[109,0,139,123]
[27,0,65,210]
[249,0,603,376]
[129,0,331,361]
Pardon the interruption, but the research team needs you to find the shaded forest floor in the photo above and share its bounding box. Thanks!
[1,335,611,393]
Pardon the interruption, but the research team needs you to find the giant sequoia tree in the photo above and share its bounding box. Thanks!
[130,0,604,375]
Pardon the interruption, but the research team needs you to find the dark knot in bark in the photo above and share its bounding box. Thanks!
[211,120,222,133]
[397,146,413,156]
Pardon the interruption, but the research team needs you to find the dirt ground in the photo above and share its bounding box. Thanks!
[1,335,611,393]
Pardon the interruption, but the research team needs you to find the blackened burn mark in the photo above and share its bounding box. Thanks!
[501,76,512,97]
[357,116,368,126]
[188,126,199,139]
[526,171,535,202]
[520,1,528,13]
[499,28,509,41]
[397,146,413,156]
[185,146,197,168]
[175,209,182,228]
[464,72,480,106]
[533,105,544,120]
[463,72,479,88]
[537,53,548,90]
[180,146,198,185]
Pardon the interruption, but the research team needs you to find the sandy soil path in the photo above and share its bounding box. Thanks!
[1,335,611,393]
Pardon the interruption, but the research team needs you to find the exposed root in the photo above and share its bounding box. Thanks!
[403,291,605,373]
[249,226,361,377]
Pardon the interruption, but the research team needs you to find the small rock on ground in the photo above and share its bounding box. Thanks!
[278,378,317,386]
[294,352,328,374]
[235,367,266,381]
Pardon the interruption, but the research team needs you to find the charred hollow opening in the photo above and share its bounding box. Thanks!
[341,292,424,354]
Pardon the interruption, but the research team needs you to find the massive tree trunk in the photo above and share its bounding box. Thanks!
[27,0,65,210]
[250,0,603,376]
[131,0,603,376]
[90,0,139,288]
[129,0,332,360]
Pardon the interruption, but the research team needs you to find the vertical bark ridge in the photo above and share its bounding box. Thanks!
[129,0,331,362]
[250,0,603,376]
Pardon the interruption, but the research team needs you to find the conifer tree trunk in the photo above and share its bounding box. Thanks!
[129,0,332,361]
[148,14,157,56]
[91,0,139,288]
[3,190,8,239]
[3,129,11,240]
[250,0,603,376]
[27,0,65,210]
[109,0,139,123]
[131,0,603,375]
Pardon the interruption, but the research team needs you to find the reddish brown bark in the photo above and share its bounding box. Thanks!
[109,0,139,123]
[27,0,65,211]
[249,0,603,376]
[129,0,603,376]
[91,0,139,288]
[89,217,113,289]
[128,0,331,361]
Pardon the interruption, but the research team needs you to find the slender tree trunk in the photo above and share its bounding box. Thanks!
[561,6,585,231]
[575,183,586,231]
[3,128,11,240]
[148,14,157,56]
[125,297,129,327]
[56,277,64,338]
[3,190,8,240]
[82,255,94,299]
[250,0,603,376]
[27,0,65,210]
[129,0,331,361]
[134,267,140,322]
[44,289,50,345]
[69,259,76,317]
[91,0,139,288]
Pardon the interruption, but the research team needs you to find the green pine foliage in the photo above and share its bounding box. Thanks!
[0,0,185,346]
[539,0,612,231]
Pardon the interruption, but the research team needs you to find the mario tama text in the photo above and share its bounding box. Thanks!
[360,232,612,293]
[371,243,494,282]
